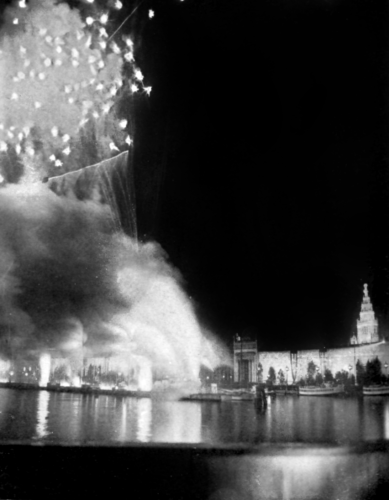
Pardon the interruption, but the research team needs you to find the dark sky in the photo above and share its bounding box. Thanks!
[131,0,389,351]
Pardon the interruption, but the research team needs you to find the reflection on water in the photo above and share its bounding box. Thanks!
[35,391,50,439]
[137,398,152,442]
[1,388,389,445]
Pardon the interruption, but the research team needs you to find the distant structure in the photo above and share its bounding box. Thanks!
[233,284,388,385]
[355,283,379,344]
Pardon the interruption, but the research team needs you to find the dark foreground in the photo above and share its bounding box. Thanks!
[0,441,389,498]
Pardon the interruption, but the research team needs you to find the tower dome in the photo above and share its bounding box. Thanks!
[356,284,379,344]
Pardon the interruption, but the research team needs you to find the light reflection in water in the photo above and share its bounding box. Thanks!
[35,390,50,439]
[136,398,152,442]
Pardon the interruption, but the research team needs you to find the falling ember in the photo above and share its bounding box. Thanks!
[39,353,51,387]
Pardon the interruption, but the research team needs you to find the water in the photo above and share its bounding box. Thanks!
[1,388,389,445]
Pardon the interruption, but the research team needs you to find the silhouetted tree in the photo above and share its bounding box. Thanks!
[365,357,382,386]
[267,366,276,385]
[278,369,285,385]
[324,368,334,383]
[356,360,365,385]
[316,372,324,385]
[307,361,318,385]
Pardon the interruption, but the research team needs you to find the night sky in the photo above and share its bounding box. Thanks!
[131,0,389,351]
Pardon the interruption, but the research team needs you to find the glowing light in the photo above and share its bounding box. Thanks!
[119,119,127,129]
[35,101,42,108]
[18,133,23,140]
[86,17,94,26]
[45,36,53,44]
[71,48,79,58]
[109,87,117,96]
[11,93,18,100]
[29,70,35,78]
[39,28,47,36]
[72,60,79,67]
[100,13,108,24]
[68,97,75,104]
[124,52,134,62]
[99,41,107,50]
[85,36,92,47]
[131,84,139,92]
[49,154,56,161]
[63,146,71,155]
[99,28,108,38]
[13,18,19,25]
[111,42,120,54]
[125,135,132,146]
[88,55,97,64]
[15,144,21,155]
[54,159,63,167]
[114,0,123,9]
[92,111,99,118]
[134,69,144,81]
[51,126,58,137]
[96,83,103,91]
[23,59,30,67]
[19,0,27,8]
[7,131,14,139]
[39,353,51,387]
[144,86,152,96]
[38,72,45,80]
[56,46,62,53]
[44,58,51,67]
[20,46,26,54]
[109,142,119,152]
[102,103,111,114]
[86,0,94,3]
[64,85,72,93]
[0,142,7,152]
[55,59,62,66]
[0,174,4,183]
[149,10,155,19]
[125,37,134,48]
[62,134,70,142]
[26,146,34,156]
[97,60,105,69]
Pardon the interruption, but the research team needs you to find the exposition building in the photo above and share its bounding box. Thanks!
[233,284,389,384]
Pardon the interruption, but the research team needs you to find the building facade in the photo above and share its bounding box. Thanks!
[233,284,388,385]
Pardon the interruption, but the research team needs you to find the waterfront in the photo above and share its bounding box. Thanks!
[1,388,389,445]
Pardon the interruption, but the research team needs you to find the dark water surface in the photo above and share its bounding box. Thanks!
[1,388,389,444]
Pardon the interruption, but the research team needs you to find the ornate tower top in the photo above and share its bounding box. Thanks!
[356,283,379,344]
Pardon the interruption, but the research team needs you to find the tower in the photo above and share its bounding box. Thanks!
[356,284,379,344]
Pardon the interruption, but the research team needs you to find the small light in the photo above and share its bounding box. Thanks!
[11,92,18,100]
[0,142,8,152]
[63,146,71,155]
[29,70,35,78]
[96,83,103,91]
[111,42,120,54]
[109,142,119,151]
[71,48,79,58]
[144,86,152,96]
[64,85,72,93]
[149,10,154,19]
[109,87,117,96]
[54,159,63,167]
[72,60,79,67]
[38,72,45,80]
[100,13,108,24]
[92,111,99,118]
[18,133,23,140]
[86,17,94,26]
[44,58,51,67]
[119,119,127,129]
[56,46,62,53]
[13,18,19,25]
[20,46,26,54]
[62,134,70,142]
[15,144,23,154]
[51,126,58,137]
[134,69,144,81]
[23,59,31,67]
[54,59,62,66]
[88,56,97,64]
[45,36,53,44]
[39,28,47,36]
[49,154,56,161]
[68,97,75,104]
[131,84,138,93]
[114,0,123,9]
[99,28,108,38]
[99,41,107,50]
[26,146,35,156]
[97,60,104,69]
[124,52,134,62]
[19,0,27,7]
[35,101,41,108]
[125,135,132,146]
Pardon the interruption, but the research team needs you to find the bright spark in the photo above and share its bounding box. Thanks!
[119,119,127,129]
[63,147,71,155]
[149,10,155,19]
[54,159,63,167]
[34,102,41,108]
[109,142,119,151]
[134,69,144,81]
[19,0,27,8]
[100,14,109,24]
[124,52,134,62]
[13,19,19,25]
[144,86,152,96]
[11,93,18,100]
[125,135,132,146]
[131,84,139,92]
[49,154,56,161]
[51,127,58,137]
[114,0,123,9]
[62,134,70,142]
